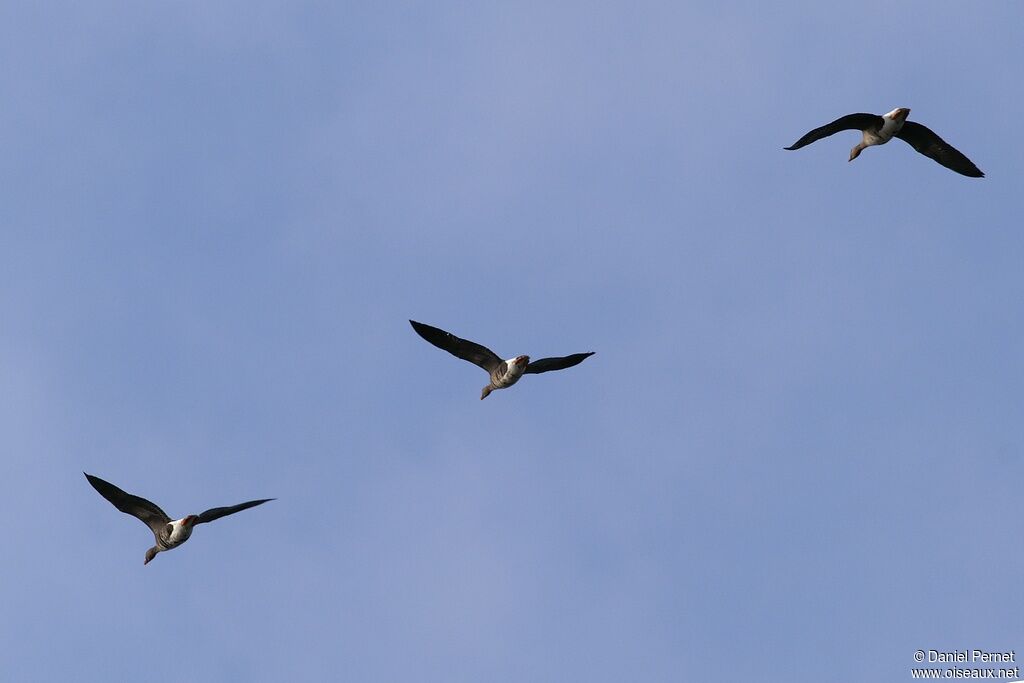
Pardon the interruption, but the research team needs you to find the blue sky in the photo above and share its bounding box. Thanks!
[2,2,1023,681]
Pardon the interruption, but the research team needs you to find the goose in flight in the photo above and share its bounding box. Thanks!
[785,108,983,177]
[410,320,594,399]
[85,472,273,564]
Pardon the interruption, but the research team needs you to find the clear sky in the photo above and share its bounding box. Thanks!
[2,2,1023,681]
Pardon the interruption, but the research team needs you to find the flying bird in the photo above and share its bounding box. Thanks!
[784,108,983,177]
[410,320,594,399]
[84,472,273,565]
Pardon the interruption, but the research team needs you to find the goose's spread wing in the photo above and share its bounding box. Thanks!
[895,121,984,178]
[784,113,883,150]
[523,352,595,375]
[195,499,274,525]
[85,472,170,534]
[409,320,502,372]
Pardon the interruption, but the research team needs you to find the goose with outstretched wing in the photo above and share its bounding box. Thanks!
[410,320,594,400]
[785,108,983,177]
[85,473,273,565]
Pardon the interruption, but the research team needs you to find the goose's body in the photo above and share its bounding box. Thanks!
[85,473,273,564]
[488,354,531,395]
[785,108,984,177]
[409,320,594,399]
